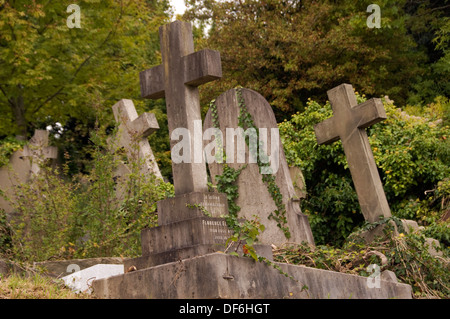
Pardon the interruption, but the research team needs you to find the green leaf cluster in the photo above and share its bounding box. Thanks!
[0,0,169,137]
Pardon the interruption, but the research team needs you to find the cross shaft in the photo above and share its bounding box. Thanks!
[140,21,222,195]
[314,84,391,222]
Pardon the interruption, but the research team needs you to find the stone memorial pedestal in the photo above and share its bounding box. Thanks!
[92,192,412,299]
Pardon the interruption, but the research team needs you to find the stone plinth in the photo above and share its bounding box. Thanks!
[127,192,272,270]
[92,252,412,299]
[157,192,228,224]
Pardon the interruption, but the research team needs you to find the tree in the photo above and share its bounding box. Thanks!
[0,0,169,139]
[185,0,447,120]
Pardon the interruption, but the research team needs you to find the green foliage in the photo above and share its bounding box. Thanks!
[0,136,25,167]
[279,93,450,246]
[186,0,447,119]
[0,0,169,137]
[9,164,80,261]
[5,128,174,262]
[0,209,12,256]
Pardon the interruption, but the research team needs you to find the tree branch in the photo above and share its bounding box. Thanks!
[0,84,14,107]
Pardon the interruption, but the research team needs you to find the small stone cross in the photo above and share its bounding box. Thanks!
[139,21,222,195]
[314,83,391,222]
[112,99,162,179]
[22,130,58,176]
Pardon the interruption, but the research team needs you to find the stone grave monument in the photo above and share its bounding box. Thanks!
[111,98,162,180]
[203,88,314,246]
[92,21,412,299]
[314,84,391,223]
[314,84,445,249]
[110,98,163,201]
[0,129,57,216]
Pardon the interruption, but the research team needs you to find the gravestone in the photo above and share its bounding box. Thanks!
[0,130,57,216]
[112,20,238,270]
[140,20,222,196]
[313,84,439,249]
[203,88,314,246]
[314,83,391,223]
[289,166,307,200]
[111,99,162,180]
[91,21,412,299]
[62,264,124,293]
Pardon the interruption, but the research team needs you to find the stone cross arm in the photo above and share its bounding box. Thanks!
[137,20,222,195]
[22,130,58,160]
[112,99,159,139]
[140,49,222,99]
[315,85,386,145]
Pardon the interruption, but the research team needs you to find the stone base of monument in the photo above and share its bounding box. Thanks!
[92,252,412,299]
[92,192,412,299]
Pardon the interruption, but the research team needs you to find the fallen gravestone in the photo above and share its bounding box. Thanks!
[34,257,127,278]
[62,264,124,293]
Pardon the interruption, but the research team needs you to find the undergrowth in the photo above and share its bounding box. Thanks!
[273,223,449,299]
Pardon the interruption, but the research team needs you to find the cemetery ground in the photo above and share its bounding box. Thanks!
[0,227,448,299]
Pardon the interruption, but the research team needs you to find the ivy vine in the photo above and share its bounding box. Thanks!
[209,87,292,251]
[209,89,298,281]
[235,87,290,239]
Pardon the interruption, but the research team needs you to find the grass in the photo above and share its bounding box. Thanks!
[0,273,94,299]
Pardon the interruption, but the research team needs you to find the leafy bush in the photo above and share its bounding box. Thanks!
[5,129,173,262]
[279,94,450,246]
[0,137,25,167]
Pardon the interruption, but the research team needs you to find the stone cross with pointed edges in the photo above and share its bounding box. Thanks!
[112,99,162,180]
[22,130,58,176]
[314,84,391,222]
[139,21,222,195]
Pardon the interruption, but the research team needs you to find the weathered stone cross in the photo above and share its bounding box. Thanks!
[139,21,222,195]
[314,84,391,222]
[22,129,58,176]
[112,99,162,180]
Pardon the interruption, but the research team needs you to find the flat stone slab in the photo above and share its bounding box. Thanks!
[92,253,412,299]
[125,244,273,270]
[62,264,124,293]
[34,257,127,278]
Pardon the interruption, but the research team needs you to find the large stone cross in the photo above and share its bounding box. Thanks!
[139,20,222,195]
[314,84,391,222]
[112,99,162,180]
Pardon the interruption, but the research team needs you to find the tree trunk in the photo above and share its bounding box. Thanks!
[10,94,28,140]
